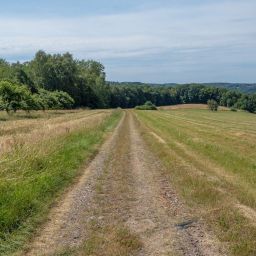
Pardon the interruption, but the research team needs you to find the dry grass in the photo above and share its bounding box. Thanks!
[0,110,111,155]
[0,109,121,255]
[135,109,256,256]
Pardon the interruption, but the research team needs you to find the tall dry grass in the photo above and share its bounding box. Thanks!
[0,110,110,155]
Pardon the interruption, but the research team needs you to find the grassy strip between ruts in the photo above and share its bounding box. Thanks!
[56,110,142,256]
[135,110,256,256]
[0,109,122,256]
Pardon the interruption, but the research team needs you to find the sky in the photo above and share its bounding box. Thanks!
[0,0,255,83]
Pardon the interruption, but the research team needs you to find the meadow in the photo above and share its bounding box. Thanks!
[136,107,256,256]
[0,106,255,256]
[0,109,122,255]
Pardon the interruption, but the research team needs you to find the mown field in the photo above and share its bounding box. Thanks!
[0,109,122,255]
[1,107,255,256]
[136,108,256,256]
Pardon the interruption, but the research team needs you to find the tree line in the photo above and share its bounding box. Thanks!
[109,82,256,113]
[0,51,255,113]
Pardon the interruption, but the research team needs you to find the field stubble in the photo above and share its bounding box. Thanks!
[1,107,255,256]
[135,108,256,256]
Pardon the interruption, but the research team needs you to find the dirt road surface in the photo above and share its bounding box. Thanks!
[24,111,225,256]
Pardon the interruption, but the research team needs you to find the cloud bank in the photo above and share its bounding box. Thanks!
[0,0,255,82]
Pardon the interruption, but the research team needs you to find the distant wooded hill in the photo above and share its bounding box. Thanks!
[109,82,256,94]
[0,50,255,113]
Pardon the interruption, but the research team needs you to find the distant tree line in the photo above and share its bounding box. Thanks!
[0,51,255,113]
[109,82,256,113]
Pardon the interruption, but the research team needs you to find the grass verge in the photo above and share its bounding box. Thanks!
[0,110,122,256]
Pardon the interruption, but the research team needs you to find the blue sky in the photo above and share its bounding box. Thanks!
[0,0,256,83]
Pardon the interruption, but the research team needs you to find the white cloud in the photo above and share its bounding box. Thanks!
[0,0,255,81]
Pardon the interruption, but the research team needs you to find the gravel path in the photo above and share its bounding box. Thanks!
[24,111,225,256]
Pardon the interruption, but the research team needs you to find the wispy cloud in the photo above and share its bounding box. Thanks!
[0,0,255,82]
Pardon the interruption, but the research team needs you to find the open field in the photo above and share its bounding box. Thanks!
[158,104,229,111]
[0,107,255,256]
[0,109,122,255]
[0,110,111,155]
[24,111,225,256]
[136,108,256,256]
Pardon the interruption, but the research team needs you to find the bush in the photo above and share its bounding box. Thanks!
[0,81,75,112]
[230,107,237,112]
[52,91,75,109]
[135,101,157,110]
[0,81,35,113]
[207,99,218,111]
[36,89,74,110]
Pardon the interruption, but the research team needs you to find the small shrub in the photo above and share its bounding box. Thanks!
[207,99,218,111]
[230,107,237,112]
[135,101,157,110]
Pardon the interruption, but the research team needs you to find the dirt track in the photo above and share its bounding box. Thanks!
[24,111,224,256]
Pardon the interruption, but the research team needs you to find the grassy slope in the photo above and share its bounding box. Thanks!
[0,110,122,255]
[135,109,256,256]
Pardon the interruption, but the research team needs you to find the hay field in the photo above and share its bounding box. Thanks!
[136,108,256,256]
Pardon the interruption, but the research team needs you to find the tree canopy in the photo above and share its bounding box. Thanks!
[0,51,255,113]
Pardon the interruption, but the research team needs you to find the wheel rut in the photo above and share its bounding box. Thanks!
[23,111,224,256]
